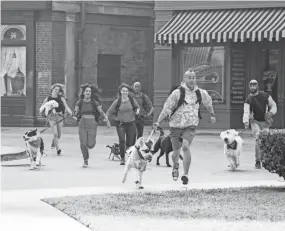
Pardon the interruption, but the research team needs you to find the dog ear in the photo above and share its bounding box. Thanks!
[136,137,144,147]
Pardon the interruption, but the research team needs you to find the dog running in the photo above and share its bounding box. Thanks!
[151,126,183,167]
[106,143,120,160]
[122,137,153,189]
[220,129,243,171]
[23,128,45,170]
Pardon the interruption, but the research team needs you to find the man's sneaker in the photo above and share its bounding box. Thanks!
[172,164,179,181]
[57,149,62,155]
[181,175,189,185]
[255,161,261,169]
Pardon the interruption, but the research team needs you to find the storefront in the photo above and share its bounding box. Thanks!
[153,2,285,129]
[1,1,154,126]
[1,2,48,126]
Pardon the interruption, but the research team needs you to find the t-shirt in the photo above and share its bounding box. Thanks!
[245,91,269,122]
[106,98,139,122]
[133,92,152,116]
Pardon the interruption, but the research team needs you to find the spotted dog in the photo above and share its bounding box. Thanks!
[122,137,153,189]
[23,129,45,170]
[220,129,243,171]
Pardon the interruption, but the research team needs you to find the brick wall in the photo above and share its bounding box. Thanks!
[51,12,66,85]
[82,15,154,100]
[36,21,52,119]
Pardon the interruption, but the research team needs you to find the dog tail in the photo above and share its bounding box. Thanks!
[151,136,162,155]
[106,145,112,149]
[39,137,44,154]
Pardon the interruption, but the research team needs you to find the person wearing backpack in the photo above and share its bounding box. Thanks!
[74,83,111,168]
[40,83,73,155]
[132,82,154,140]
[106,83,140,165]
[242,79,277,169]
[154,70,216,185]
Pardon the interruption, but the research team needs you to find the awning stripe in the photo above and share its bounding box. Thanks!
[155,7,285,44]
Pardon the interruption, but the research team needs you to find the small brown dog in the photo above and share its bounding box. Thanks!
[106,143,120,160]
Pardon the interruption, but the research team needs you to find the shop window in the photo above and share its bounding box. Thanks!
[1,25,26,97]
[97,54,121,98]
[181,46,225,104]
[1,47,26,97]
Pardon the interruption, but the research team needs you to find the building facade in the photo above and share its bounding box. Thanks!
[1,1,154,126]
[154,1,285,129]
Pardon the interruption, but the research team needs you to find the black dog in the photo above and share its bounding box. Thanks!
[151,127,183,167]
[106,143,120,160]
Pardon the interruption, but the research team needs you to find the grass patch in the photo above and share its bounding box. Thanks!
[42,186,285,222]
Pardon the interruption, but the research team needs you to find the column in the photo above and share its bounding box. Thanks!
[65,12,77,125]
[22,12,36,126]
[153,10,173,126]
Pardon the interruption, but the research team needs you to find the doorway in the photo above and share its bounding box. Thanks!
[251,42,284,128]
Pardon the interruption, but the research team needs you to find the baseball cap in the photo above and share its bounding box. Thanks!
[249,79,258,85]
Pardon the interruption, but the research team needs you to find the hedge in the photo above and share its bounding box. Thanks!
[258,129,285,180]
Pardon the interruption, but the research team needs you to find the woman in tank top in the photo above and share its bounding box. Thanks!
[40,83,72,155]
[106,83,140,165]
[74,83,111,168]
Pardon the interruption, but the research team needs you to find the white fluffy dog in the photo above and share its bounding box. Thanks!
[39,100,59,117]
[220,129,243,171]
[122,137,153,189]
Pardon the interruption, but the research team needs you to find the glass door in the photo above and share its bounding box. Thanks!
[259,47,283,128]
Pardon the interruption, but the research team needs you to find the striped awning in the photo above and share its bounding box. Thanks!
[155,8,285,44]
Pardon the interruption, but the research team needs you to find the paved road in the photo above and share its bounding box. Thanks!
[1,127,282,191]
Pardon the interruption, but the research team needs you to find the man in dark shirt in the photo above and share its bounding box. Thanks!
[243,79,277,169]
[132,82,154,140]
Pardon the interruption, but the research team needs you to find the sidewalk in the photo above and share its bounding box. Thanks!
[2,181,285,231]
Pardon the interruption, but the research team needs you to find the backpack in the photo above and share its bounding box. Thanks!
[115,95,138,116]
[76,99,101,122]
[168,85,202,119]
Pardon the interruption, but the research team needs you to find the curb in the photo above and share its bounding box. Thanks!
[1,146,28,162]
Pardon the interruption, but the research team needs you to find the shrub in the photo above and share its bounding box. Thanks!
[258,129,285,180]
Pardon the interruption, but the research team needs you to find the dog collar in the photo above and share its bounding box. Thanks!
[135,145,146,160]
[227,140,237,150]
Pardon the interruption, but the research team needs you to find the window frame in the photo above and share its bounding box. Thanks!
[179,43,228,106]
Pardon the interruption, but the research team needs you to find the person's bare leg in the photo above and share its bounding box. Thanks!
[182,140,191,176]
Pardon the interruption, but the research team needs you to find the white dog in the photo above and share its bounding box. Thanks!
[220,129,243,171]
[39,100,59,117]
[122,137,153,189]
[23,129,45,170]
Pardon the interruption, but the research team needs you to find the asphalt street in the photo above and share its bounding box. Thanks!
[1,127,282,191]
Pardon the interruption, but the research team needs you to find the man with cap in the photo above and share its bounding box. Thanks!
[132,82,154,140]
[154,70,216,185]
[243,79,277,169]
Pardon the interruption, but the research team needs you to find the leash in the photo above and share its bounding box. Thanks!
[39,115,74,134]
[146,128,156,142]
[238,128,248,137]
